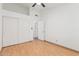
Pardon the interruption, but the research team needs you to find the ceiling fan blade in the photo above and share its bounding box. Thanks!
[32,3,36,7]
[41,3,45,7]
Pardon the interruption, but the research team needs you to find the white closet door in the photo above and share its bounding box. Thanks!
[19,18,33,43]
[3,16,18,47]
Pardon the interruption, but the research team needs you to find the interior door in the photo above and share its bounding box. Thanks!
[3,16,18,47]
[38,21,45,40]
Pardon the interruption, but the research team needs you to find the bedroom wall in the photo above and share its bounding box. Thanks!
[40,3,79,51]
[0,4,2,51]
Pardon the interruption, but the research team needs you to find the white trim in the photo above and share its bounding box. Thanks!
[2,9,29,18]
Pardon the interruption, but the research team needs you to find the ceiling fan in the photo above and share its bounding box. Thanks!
[32,3,45,7]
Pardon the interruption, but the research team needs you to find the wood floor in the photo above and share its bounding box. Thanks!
[0,40,79,56]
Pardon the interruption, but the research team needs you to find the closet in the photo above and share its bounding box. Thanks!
[2,16,19,47]
[2,4,33,47]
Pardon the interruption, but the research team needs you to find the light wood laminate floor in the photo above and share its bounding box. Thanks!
[0,40,79,56]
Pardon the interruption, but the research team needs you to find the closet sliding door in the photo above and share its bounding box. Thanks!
[2,16,19,47]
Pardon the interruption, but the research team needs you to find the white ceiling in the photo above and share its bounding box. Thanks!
[19,3,67,8]
[19,3,79,8]
[10,3,79,10]
[3,3,79,9]
[19,3,33,8]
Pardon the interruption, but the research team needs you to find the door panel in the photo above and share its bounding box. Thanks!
[3,16,18,47]
[2,10,33,47]
[19,18,33,43]
[38,21,45,40]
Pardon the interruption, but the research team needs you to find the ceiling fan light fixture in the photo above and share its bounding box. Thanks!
[32,3,45,7]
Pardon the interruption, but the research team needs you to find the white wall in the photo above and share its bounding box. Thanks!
[2,3,29,15]
[0,4,2,51]
[41,4,79,51]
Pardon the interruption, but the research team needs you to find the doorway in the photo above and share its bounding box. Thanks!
[33,20,45,40]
